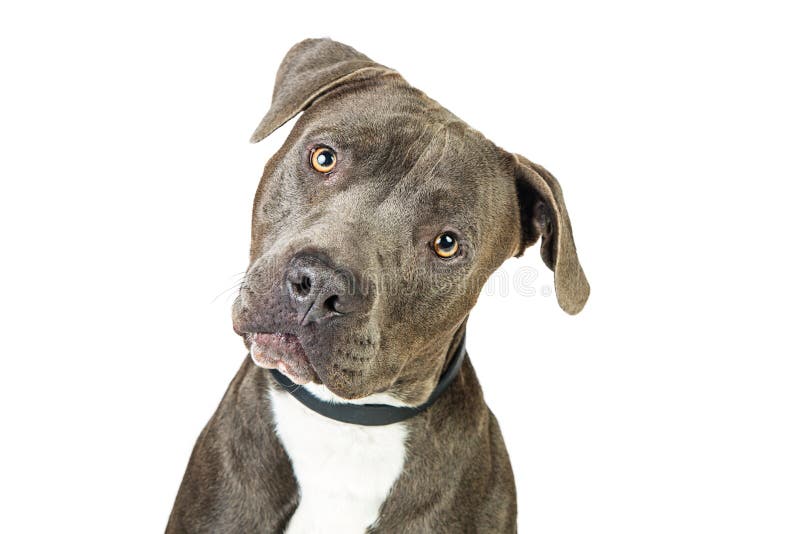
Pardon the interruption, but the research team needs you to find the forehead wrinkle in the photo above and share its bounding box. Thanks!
[399,121,433,169]
[379,121,482,214]
[370,121,449,211]
[395,120,463,191]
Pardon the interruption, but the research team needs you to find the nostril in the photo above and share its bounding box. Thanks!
[292,276,313,297]
[323,294,343,314]
[289,276,312,297]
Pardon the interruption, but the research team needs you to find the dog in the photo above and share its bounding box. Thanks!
[167,38,589,533]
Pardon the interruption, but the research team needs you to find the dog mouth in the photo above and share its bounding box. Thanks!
[247,332,320,385]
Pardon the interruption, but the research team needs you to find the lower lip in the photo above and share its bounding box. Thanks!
[248,332,316,383]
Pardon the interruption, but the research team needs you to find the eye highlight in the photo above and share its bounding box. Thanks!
[433,232,460,258]
[310,146,337,173]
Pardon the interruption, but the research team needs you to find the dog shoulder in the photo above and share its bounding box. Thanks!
[166,358,298,533]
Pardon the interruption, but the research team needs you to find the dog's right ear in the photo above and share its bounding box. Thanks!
[250,38,397,143]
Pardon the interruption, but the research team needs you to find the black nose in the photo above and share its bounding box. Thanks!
[285,252,368,324]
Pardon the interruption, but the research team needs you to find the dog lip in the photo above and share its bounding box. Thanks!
[252,332,302,348]
[248,332,319,384]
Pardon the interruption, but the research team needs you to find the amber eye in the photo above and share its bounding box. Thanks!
[433,232,460,258]
[310,146,337,173]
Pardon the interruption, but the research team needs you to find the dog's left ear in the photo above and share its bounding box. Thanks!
[513,153,590,315]
[250,38,397,143]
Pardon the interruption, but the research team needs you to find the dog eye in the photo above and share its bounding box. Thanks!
[433,232,459,258]
[310,146,337,173]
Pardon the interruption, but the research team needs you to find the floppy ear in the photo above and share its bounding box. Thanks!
[513,153,590,314]
[250,38,397,143]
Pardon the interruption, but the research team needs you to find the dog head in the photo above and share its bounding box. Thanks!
[232,39,589,404]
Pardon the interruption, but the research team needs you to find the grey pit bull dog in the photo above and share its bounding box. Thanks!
[167,38,589,533]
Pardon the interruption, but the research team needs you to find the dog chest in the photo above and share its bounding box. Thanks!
[269,388,408,533]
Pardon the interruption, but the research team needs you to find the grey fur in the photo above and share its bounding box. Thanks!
[167,38,589,533]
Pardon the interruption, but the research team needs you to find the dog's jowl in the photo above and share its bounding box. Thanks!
[167,38,589,534]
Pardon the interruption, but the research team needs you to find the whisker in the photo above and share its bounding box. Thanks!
[210,272,249,304]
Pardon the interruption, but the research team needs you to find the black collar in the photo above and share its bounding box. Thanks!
[269,334,467,426]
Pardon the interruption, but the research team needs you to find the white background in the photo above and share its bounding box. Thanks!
[1,1,798,532]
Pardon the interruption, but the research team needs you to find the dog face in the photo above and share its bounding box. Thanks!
[232,39,589,403]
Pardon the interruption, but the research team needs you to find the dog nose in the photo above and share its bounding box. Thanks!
[285,253,368,324]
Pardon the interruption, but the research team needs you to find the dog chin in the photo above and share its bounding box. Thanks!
[251,356,312,385]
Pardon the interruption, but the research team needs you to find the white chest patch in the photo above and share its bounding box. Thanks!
[269,385,409,533]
